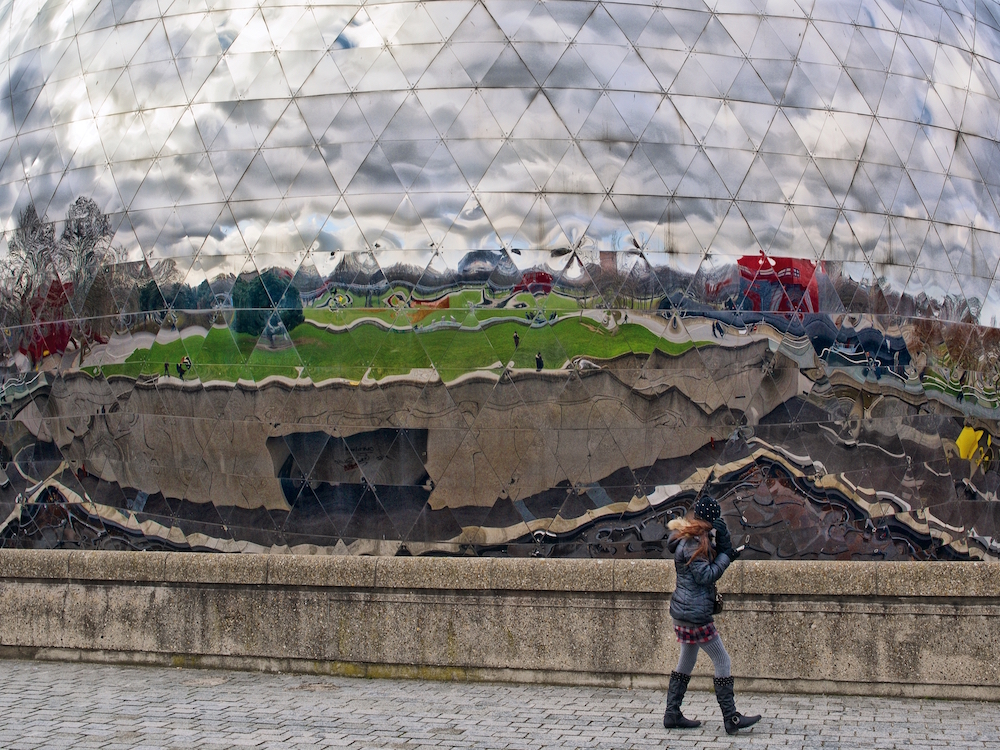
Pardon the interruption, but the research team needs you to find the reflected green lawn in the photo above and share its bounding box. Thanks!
[89,317,698,383]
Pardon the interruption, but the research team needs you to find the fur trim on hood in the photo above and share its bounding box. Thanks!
[668,516,708,535]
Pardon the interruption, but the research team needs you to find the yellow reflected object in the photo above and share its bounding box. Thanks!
[956,426,984,460]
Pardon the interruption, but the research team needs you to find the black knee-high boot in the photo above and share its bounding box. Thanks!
[663,671,701,729]
[713,676,761,735]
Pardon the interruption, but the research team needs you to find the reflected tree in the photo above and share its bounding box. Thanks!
[196,280,214,309]
[231,269,304,337]
[59,198,126,360]
[1,206,57,340]
[58,197,112,294]
[1,198,127,364]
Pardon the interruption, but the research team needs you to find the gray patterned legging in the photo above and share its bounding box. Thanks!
[675,633,732,678]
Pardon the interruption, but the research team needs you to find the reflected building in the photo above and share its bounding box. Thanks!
[1,0,999,559]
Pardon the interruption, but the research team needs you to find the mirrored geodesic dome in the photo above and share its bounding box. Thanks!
[1,0,999,559]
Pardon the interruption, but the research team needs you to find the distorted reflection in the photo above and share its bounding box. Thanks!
[1,0,999,559]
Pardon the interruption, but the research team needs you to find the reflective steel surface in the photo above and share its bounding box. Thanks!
[1,0,999,558]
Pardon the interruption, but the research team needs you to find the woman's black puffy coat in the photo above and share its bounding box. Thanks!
[667,533,732,625]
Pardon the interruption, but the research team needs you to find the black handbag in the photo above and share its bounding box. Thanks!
[713,591,724,614]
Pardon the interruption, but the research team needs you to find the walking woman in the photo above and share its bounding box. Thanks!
[661,495,761,735]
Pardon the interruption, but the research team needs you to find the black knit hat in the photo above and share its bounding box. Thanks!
[694,495,721,524]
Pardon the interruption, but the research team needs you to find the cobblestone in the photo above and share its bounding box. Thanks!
[0,661,996,749]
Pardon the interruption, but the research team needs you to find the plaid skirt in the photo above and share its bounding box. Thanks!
[674,622,718,645]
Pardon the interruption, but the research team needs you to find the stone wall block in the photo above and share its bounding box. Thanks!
[327,592,380,663]
[68,551,168,582]
[612,559,673,593]
[634,604,678,675]
[61,583,110,650]
[218,587,277,655]
[170,586,265,656]
[717,559,742,594]
[162,552,267,585]
[719,602,881,683]
[266,554,375,588]
[0,580,66,647]
[0,548,71,579]
[603,596,673,675]
[875,561,1000,597]
[488,558,613,592]
[437,593,611,672]
[241,588,335,660]
[374,557,491,590]
[83,584,162,653]
[740,560,877,596]
[874,609,1000,686]
[148,585,198,654]
[359,594,467,667]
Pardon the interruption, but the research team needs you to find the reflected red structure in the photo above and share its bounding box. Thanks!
[513,271,554,295]
[23,280,74,363]
[738,255,821,313]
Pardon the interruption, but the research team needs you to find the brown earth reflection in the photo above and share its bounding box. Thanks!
[1,357,996,560]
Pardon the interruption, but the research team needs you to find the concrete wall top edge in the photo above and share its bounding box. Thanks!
[0,550,996,597]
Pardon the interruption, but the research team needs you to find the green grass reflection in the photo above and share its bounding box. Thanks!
[90,317,698,383]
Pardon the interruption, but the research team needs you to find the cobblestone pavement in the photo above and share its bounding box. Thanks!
[1,660,997,749]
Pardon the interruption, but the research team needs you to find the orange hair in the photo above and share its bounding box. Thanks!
[667,512,715,562]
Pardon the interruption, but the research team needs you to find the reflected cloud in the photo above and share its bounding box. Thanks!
[1,0,999,559]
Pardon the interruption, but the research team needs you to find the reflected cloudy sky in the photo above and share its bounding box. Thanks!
[2,0,1000,315]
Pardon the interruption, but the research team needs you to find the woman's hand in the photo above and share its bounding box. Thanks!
[713,517,732,553]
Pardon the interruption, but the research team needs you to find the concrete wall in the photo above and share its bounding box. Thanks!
[0,550,997,700]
